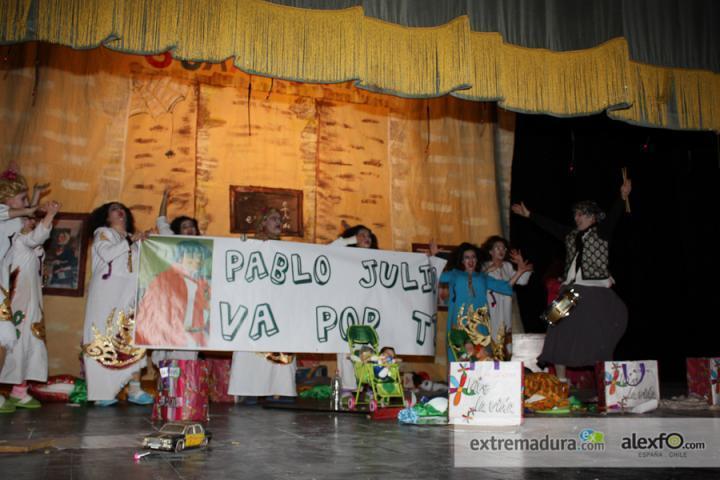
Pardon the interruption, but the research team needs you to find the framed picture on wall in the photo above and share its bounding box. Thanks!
[42,213,90,297]
[411,243,456,312]
[229,185,304,237]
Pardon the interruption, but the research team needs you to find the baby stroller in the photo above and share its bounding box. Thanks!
[345,325,405,411]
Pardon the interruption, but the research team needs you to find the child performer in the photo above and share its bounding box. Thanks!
[0,201,60,410]
[0,168,48,413]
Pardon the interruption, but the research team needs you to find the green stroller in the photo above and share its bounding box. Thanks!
[345,325,406,411]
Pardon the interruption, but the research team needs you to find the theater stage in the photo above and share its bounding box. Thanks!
[1,390,719,479]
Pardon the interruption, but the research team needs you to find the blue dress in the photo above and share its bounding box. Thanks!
[440,269,513,362]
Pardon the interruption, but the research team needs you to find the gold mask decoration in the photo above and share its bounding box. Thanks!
[82,308,146,368]
[456,304,507,361]
[260,352,295,365]
[31,320,46,341]
[0,286,11,322]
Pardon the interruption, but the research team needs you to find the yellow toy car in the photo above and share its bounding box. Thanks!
[142,422,212,452]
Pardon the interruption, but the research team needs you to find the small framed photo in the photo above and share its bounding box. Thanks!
[229,185,304,237]
[412,243,456,311]
[42,213,90,297]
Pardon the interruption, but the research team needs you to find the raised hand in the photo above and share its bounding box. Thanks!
[43,200,61,216]
[509,249,524,265]
[511,202,530,218]
[510,249,532,273]
[620,178,632,200]
[31,183,51,206]
[428,238,439,257]
[40,201,61,227]
[515,256,533,274]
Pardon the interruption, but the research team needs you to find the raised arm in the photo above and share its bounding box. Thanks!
[329,236,357,247]
[1,204,39,220]
[512,201,571,242]
[159,188,169,218]
[31,183,50,207]
[23,201,60,247]
[156,188,174,235]
[598,178,631,240]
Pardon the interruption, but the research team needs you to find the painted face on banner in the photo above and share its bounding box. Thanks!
[180,252,203,275]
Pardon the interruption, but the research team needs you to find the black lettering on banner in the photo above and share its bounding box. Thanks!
[270,252,289,285]
[245,251,269,282]
[249,303,278,340]
[219,301,248,341]
[379,261,399,288]
[225,250,244,282]
[412,311,435,345]
[315,306,337,342]
[359,259,377,288]
[291,254,312,284]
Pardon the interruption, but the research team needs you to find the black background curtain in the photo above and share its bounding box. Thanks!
[511,113,719,381]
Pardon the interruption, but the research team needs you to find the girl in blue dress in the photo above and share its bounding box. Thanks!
[433,242,532,362]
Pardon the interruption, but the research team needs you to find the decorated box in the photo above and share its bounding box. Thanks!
[448,361,524,426]
[596,360,659,413]
[686,357,720,405]
[206,358,235,403]
[152,359,210,421]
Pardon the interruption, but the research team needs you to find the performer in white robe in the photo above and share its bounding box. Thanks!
[0,170,48,414]
[228,208,296,398]
[0,202,60,408]
[0,206,23,354]
[82,202,152,405]
[481,236,532,357]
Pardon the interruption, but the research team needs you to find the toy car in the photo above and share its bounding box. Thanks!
[142,422,212,452]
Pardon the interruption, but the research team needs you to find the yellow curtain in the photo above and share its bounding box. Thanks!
[3,0,718,131]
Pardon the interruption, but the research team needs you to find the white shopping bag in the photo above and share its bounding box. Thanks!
[598,360,660,413]
[448,361,523,426]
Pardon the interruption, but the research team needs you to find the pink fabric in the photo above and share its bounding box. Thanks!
[136,265,210,347]
[207,358,235,403]
[152,359,209,421]
[687,357,714,403]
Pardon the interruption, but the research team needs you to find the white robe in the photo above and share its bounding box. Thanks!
[0,223,50,383]
[483,261,531,353]
[229,352,297,397]
[82,227,145,401]
[0,206,23,348]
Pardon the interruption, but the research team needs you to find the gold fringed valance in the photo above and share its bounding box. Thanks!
[2,0,719,132]
[609,62,720,132]
[358,16,472,97]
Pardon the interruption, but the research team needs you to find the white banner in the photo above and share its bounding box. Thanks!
[133,236,446,355]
